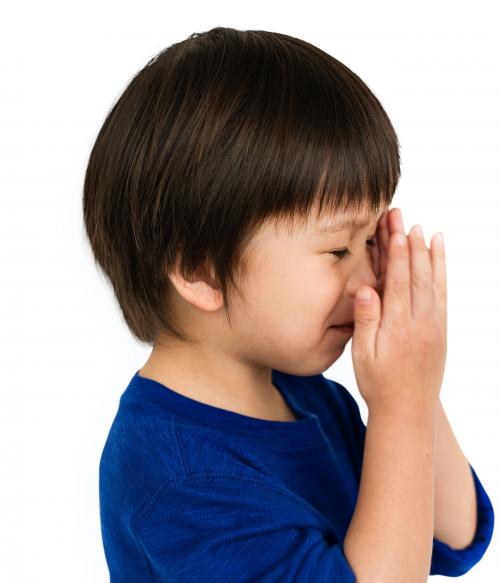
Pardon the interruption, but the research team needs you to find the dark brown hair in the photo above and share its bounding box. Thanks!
[82,26,400,347]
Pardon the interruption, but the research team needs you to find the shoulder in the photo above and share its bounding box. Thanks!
[99,393,274,511]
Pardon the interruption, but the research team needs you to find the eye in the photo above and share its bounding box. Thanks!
[331,238,377,261]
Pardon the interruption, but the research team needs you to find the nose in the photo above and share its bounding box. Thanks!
[348,253,378,298]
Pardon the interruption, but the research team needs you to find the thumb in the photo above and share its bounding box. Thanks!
[352,286,381,358]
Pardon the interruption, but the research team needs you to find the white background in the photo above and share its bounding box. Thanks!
[1,0,498,580]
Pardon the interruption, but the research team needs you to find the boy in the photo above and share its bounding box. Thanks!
[85,27,494,581]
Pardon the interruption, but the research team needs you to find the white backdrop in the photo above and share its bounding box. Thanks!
[1,0,498,580]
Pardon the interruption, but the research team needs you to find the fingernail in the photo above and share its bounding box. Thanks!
[357,288,372,303]
[394,233,406,246]
[413,224,423,238]
[398,208,405,231]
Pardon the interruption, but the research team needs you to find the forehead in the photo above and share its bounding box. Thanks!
[314,205,387,234]
[248,204,388,252]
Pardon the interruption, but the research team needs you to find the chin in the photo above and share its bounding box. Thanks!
[320,343,347,373]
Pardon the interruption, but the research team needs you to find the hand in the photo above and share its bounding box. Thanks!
[351,208,448,414]
[370,208,445,316]
[368,207,395,300]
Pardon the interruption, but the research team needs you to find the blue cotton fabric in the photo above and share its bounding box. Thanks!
[99,369,494,581]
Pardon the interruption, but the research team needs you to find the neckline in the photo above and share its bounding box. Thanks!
[123,369,325,449]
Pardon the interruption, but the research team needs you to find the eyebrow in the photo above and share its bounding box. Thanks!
[316,213,383,234]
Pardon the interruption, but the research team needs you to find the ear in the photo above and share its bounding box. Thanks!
[167,259,223,313]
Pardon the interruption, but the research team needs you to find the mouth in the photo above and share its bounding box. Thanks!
[330,323,354,334]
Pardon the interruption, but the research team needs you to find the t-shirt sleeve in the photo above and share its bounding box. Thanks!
[131,472,356,582]
[430,462,495,576]
[329,378,495,577]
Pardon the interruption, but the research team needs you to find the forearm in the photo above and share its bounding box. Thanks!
[344,403,438,583]
[433,398,477,549]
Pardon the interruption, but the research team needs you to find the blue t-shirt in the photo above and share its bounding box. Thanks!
[99,369,494,581]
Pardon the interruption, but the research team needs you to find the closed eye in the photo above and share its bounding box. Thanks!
[331,238,377,261]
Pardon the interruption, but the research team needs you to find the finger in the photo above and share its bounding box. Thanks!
[378,209,390,249]
[389,207,405,236]
[377,210,390,280]
[430,232,447,333]
[383,231,412,326]
[409,224,433,319]
[369,242,385,297]
[369,237,380,278]
[383,208,405,284]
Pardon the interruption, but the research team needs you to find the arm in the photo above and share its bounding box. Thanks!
[343,403,438,583]
[328,376,495,578]
[433,397,477,549]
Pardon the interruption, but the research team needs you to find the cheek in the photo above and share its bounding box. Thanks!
[244,249,343,322]
[280,262,345,330]
[306,257,344,303]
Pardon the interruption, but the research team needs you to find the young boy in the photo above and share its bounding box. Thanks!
[86,27,494,581]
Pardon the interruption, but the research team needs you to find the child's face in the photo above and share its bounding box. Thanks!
[223,203,389,375]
